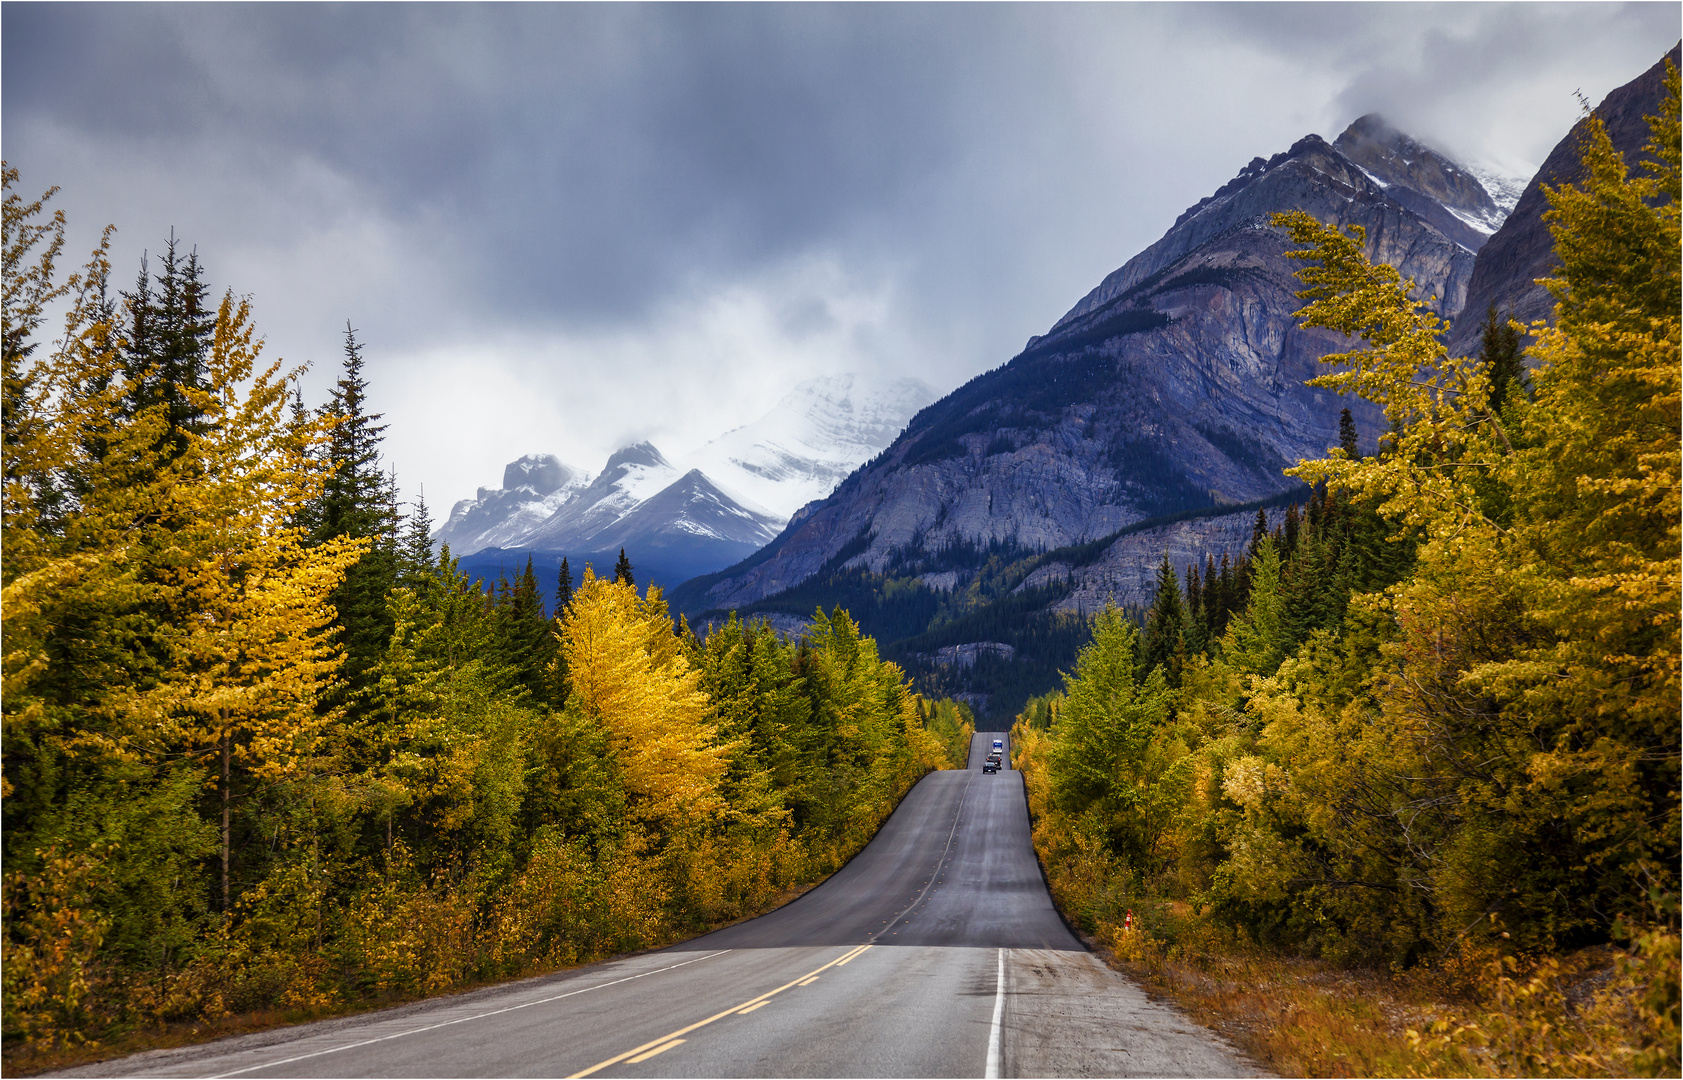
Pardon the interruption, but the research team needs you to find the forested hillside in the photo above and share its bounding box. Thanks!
[0,167,973,1061]
[1013,70,1679,1075]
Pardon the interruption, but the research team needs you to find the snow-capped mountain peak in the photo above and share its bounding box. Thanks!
[1464,160,1533,216]
[679,373,937,520]
[433,453,591,555]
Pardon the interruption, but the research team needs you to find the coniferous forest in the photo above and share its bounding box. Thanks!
[1012,73,1680,1074]
[0,165,973,1056]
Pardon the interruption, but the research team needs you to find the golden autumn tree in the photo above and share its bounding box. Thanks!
[1265,62,1679,949]
[106,294,364,914]
[4,166,363,1047]
[559,570,727,832]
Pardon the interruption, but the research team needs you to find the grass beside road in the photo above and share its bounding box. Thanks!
[1074,901,1674,1078]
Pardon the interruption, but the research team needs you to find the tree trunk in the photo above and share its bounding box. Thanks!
[221,717,231,917]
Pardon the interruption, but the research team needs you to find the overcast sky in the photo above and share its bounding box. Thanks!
[4,3,1676,512]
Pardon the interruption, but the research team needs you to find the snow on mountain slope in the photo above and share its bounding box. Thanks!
[586,469,783,553]
[680,374,937,520]
[433,453,591,555]
[1465,161,1532,215]
[515,442,683,552]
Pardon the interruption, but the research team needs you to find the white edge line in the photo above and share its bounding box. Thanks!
[204,950,731,1079]
[984,947,1005,1080]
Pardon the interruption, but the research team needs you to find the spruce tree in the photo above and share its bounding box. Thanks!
[614,547,635,588]
[1477,304,1529,416]
[307,322,398,694]
[1338,407,1361,459]
[1249,508,1269,557]
[556,557,574,615]
[1282,502,1301,559]
[397,489,437,593]
[499,555,551,698]
[1138,553,1186,686]
[119,233,215,460]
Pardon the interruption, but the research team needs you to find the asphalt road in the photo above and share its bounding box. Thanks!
[69,732,1259,1078]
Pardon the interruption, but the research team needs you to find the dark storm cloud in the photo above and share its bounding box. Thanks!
[8,5,998,323]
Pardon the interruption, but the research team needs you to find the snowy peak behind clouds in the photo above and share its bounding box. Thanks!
[432,372,935,575]
[1331,113,1511,245]
[680,374,938,520]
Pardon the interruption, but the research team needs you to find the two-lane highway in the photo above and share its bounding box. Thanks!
[65,733,1259,1078]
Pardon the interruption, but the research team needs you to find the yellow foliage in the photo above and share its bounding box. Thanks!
[561,570,727,828]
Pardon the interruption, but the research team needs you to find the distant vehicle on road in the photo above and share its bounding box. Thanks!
[992,739,1004,753]
[984,752,1002,774]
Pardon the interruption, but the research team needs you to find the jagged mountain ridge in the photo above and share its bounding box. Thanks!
[433,453,592,555]
[676,115,1491,620]
[434,373,934,592]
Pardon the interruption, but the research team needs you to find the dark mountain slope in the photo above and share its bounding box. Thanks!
[1445,43,1680,359]
[675,122,1482,620]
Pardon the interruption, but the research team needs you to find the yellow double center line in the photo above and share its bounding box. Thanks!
[567,943,874,1078]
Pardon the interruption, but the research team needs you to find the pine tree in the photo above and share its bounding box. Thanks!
[614,547,635,588]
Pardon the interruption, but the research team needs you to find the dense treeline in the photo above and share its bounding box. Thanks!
[1014,74,1679,1073]
[0,165,971,1053]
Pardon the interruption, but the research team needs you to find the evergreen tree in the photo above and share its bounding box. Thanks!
[1248,508,1269,556]
[1225,536,1288,677]
[1138,553,1187,686]
[397,488,437,592]
[498,555,552,698]
[1338,406,1361,459]
[119,233,215,460]
[1477,304,1529,416]
[614,547,635,588]
[1048,605,1179,871]
[556,556,574,615]
[306,322,399,693]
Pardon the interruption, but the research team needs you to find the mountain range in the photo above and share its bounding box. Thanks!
[435,374,936,593]
[671,45,1677,719]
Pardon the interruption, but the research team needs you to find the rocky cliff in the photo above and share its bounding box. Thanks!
[677,118,1490,618]
[1444,44,1680,359]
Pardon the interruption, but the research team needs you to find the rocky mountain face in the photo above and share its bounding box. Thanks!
[1444,43,1680,359]
[677,117,1492,620]
[1333,113,1507,249]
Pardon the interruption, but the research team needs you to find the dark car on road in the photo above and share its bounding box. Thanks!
[983,753,1002,774]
